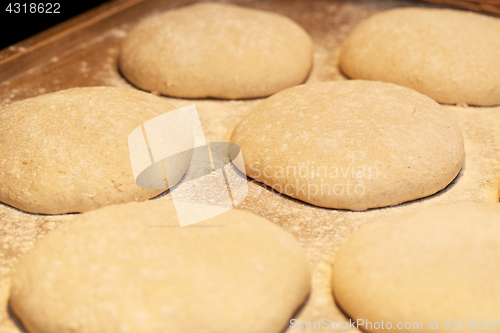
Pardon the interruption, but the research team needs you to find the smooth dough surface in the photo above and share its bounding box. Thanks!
[0,87,190,214]
[119,2,313,99]
[340,8,500,106]
[231,80,464,210]
[332,203,500,333]
[10,200,311,333]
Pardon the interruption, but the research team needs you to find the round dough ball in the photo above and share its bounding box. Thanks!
[0,87,190,214]
[231,80,464,210]
[339,8,500,106]
[10,200,311,333]
[119,2,313,99]
[332,203,500,333]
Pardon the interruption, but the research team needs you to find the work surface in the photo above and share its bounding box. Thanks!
[0,0,499,332]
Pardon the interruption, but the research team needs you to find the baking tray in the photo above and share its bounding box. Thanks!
[1,0,500,332]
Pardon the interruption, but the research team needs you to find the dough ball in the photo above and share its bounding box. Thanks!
[10,200,311,333]
[0,87,190,214]
[339,8,500,106]
[231,80,464,210]
[332,203,500,332]
[119,2,313,99]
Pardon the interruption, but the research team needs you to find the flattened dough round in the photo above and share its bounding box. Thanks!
[231,80,464,210]
[10,200,311,333]
[0,87,190,214]
[339,8,500,106]
[332,203,500,332]
[119,2,313,99]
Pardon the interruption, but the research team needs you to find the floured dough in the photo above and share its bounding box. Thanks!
[339,8,500,106]
[10,200,311,333]
[0,87,190,214]
[119,2,313,99]
[231,80,464,210]
[332,203,500,332]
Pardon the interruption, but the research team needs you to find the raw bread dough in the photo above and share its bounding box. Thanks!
[119,2,313,99]
[10,200,311,333]
[339,8,500,106]
[331,203,500,333]
[231,80,464,210]
[0,87,190,214]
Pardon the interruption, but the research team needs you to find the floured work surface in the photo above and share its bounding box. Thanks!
[0,0,499,332]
